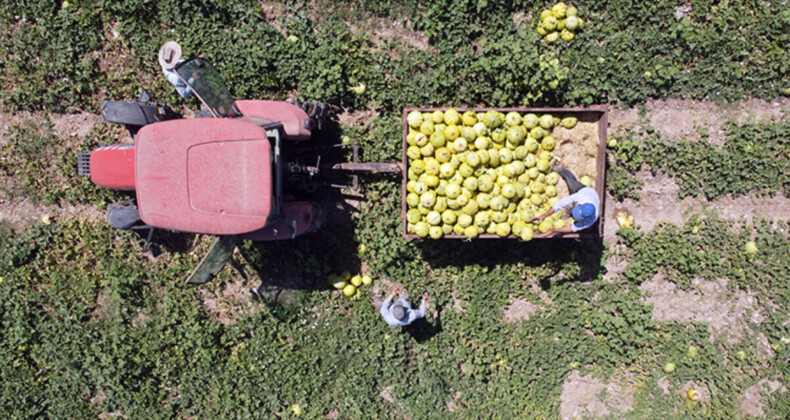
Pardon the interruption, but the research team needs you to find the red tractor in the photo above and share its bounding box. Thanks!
[78,56,399,284]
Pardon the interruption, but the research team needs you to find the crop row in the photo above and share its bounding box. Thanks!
[0,213,787,417]
[606,116,790,201]
[1,0,788,114]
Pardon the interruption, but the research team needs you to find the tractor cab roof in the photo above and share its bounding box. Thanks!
[135,118,273,235]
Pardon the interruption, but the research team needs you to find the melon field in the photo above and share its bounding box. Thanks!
[1,1,789,418]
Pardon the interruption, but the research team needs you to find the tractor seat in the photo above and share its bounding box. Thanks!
[135,119,273,235]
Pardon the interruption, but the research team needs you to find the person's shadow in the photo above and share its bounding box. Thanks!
[405,307,441,343]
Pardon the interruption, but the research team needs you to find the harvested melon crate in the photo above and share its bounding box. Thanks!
[400,107,607,240]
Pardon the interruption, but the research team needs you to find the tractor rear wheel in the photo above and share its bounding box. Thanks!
[288,100,326,132]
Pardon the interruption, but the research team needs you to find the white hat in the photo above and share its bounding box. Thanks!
[158,41,182,70]
[392,302,406,320]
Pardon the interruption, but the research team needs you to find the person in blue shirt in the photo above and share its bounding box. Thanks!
[533,165,600,237]
[377,288,429,327]
[158,41,193,99]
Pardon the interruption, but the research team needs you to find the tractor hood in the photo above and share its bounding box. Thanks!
[135,118,273,235]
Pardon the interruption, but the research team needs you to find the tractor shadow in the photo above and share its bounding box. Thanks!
[126,228,196,259]
[231,113,369,312]
[150,230,198,254]
[231,203,361,309]
[416,236,606,290]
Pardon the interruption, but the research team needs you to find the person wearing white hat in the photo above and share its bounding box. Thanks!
[158,41,192,99]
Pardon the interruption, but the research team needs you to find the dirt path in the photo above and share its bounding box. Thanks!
[560,371,635,419]
[603,97,790,241]
[640,275,768,345]
[0,200,105,230]
[608,97,790,146]
[603,173,790,241]
[0,111,100,146]
[1,111,106,230]
[2,97,785,231]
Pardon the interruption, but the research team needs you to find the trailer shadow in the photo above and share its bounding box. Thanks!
[416,237,606,289]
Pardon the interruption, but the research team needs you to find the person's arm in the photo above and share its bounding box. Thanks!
[417,294,427,316]
[165,72,192,98]
[533,226,574,238]
[163,62,193,99]
[409,294,429,322]
[551,195,577,213]
[379,294,394,314]
[534,192,579,224]
[532,207,556,223]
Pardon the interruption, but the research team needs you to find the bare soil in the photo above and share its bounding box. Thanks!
[680,381,711,413]
[1,111,106,231]
[445,391,464,413]
[602,255,628,283]
[377,384,411,420]
[639,275,763,344]
[91,291,117,322]
[501,296,542,323]
[602,173,790,241]
[51,113,101,144]
[512,11,533,27]
[559,371,635,419]
[296,0,431,55]
[656,376,672,395]
[379,385,396,403]
[98,410,126,420]
[361,19,431,52]
[1,110,98,145]
[200,272,260,326]
[259,1,290,36]
[450,290,467,314]
[740,377,787,418]
[90,389,107,406]
[0,200,106,232]
[341,8,431,53]
[336,108,380,130]
[607,97,790,146]
[368,276,404,299]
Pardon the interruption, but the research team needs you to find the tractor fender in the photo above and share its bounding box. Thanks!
[235,100,312,141]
